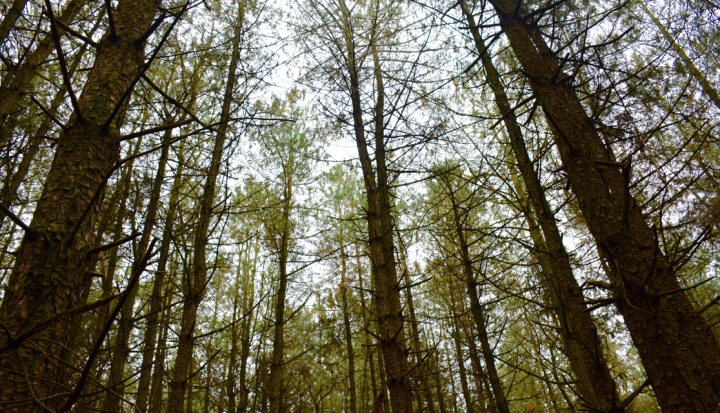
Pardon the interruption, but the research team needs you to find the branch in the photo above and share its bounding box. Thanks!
[0,292,122,353]
[30,96,66,131]
[53,17,98,47]
[86,232,141,256]
[44,0,84,124]
[105,0,117,41]
[0,202,31,233]
[119,118,192,141]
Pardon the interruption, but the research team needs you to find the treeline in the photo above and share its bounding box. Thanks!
[0,0,718,412]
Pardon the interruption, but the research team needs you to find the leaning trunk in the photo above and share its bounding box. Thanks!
[489,0,720,410]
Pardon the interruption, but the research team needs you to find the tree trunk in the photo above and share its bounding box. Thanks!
[638,0,720,111]
[460,4,622,411]
[398,236,436,413]
[267,173,292,413]
[135,132,185,412]
[442,175,510,413]
[0,0,159,407]
[337,1,414,410]
[489,0,720,410]
[340,239,358,413]
[166,1,244,410]
[450,307,475,413]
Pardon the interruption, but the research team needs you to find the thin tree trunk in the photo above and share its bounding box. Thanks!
[340,239,358,413]
[104,138,145,411]
[337,1,414,410]
[0,0,29,56]
[398,236,436,413]
[237,240,258,413]
[150,294,172,413]
[166,3,244,410]
[638,0,720,111]
[267,172,292,413]
[450,310,475,413]
[442,176,510,413]
[136,132,186,412]
[488,0,720,410]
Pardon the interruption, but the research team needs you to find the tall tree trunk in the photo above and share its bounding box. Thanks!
[460,4,622,411]
[0,0,159,406]
[450,306,475,413]
[103,138,145,411]
[237,240,258,413]
[442,176,510,413]
[337,1,414,410]
[150,294,172,413]
[267,172,292,413]
[398,235,436,413]
[135,132,186,412]
[433,353,448,413]
[340,239,358,413]
[166,2,244,410]
[487,0,720,410]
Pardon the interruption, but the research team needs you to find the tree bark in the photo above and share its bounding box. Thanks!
[0,0,160,408]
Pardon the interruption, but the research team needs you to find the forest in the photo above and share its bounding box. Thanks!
[0,0,718,411]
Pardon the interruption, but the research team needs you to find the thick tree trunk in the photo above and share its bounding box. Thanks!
[460,5,622,411]
[0,0,159,408]
[488,0,720,410]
